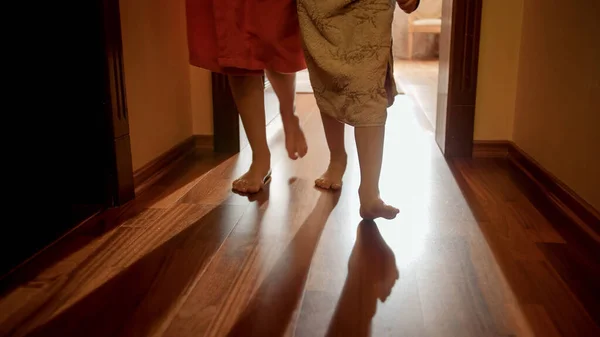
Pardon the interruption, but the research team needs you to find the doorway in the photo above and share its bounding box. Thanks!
[212,0,482,158]
[1,0,135,277]
[392,0,442,130]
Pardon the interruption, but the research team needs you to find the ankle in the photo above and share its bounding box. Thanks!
[358,186,380,203]
[330,152,347,163]
[281,113,300,126]
[252,150,271,164]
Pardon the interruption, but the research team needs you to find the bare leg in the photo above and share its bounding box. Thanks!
[228,75,271,194]
[354,125,399,220]
[265,70,308,159]
[315,112,347,190]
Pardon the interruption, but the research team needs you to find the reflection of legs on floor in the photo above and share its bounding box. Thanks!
[265,70,308,160]
[228,75,271,194]
[355,125,399,220]
[325,221,399,337]
[315,112,347,190]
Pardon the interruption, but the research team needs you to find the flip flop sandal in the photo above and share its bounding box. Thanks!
[233,170,272,194]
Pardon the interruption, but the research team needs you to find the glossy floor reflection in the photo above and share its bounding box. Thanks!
[325,221,399,337]
[1,94,598,337]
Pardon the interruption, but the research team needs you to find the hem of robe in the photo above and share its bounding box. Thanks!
[320,108,390,128]
[313,51,398,128]
[190,55,306,76]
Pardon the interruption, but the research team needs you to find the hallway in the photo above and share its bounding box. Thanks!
[1,94,599,336]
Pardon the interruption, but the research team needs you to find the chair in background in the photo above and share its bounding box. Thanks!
[406,0,442,59]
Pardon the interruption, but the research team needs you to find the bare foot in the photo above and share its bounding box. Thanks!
[282,115,308,160]
[359,198,399,220]
[232,155,271,194]
[315,154,347,190]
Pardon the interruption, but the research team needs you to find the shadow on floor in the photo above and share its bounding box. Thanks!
[0,151,230,313]
[325,220,399,337]
[225,191,341,337]
[23,203,246,337]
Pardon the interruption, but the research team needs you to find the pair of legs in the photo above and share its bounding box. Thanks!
[228,70,396,220]
[316,113,399,220]
[228,70,307,194]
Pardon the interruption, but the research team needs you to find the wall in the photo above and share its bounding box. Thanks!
[190,66,213,135]
[473,0,523,140]
[120,0,213,171]
[511,0,600,210]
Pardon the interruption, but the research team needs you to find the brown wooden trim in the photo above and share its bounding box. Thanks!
[506,143,600,239]
[473,140,600,238]
[112,136,135,203]
[194,134,214,150]
[102,0,134,206]
[133,137,195,193]
[212,73,240,153]
[2,0,136,278]
[472,140,511,158]
[435,0,483,158]
[133,135,214,194]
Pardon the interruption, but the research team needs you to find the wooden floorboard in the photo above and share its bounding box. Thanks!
[1,91,598,336]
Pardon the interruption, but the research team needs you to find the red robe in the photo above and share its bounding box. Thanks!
[186,0,306,75]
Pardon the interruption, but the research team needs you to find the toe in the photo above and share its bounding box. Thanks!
[232,179,249,193]
[359,201,400,220]
[232,180,242,191]
[315,178,332,189]
[298,145,308,158]
[382,205,400,220]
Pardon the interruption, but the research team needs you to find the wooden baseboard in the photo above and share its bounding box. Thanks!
[474,140,599,239]
[472,140,511,158]
[506,143,600,239]
[133,135,214,194]
[194,134,214,150]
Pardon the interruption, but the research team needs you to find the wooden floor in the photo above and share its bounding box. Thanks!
[1,93,599,337]
[395,59,439,130]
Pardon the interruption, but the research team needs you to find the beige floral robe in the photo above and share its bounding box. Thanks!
[297,0,420,126]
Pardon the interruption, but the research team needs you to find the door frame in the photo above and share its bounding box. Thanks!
[435,0,482,157]
[101,0,135,205]
[210,0,482,158]
[2,0,135,278]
